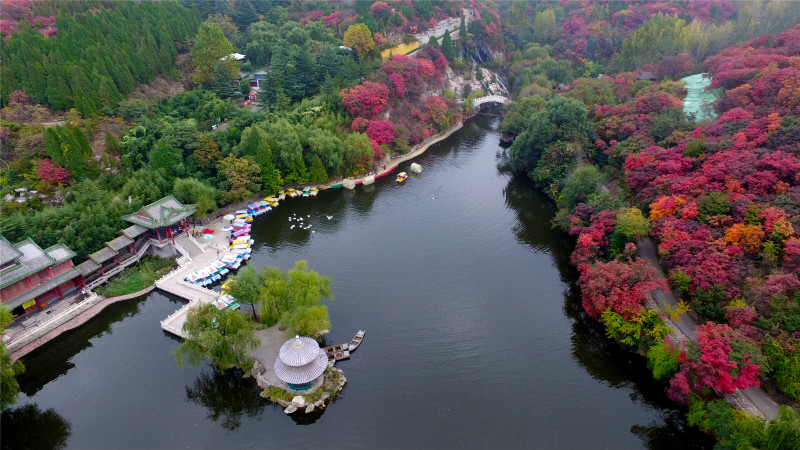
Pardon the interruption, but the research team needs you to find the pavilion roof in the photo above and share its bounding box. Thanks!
[88,246,118,264]
[274,349,327,385]
[0,238,54,289]
[0,235,22,265]
[106,235,133,252]
[121,224,148,239]
[2,267,80,309]
[123,195,196,230]
[44,244,76,265]
[75,259,101,276]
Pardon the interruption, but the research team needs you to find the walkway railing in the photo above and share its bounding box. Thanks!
[6,293,100,353]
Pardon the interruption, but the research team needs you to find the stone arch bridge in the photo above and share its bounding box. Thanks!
[472,95,511,108]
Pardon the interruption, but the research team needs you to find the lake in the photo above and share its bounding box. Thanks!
[4,115,714,450]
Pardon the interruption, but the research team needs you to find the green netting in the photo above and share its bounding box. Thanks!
[680,73,721,121]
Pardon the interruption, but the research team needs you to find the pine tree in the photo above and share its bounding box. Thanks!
[308,155,328,183]
[441,30,456,63]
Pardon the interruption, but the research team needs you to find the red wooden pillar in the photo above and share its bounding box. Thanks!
[131,243,137,255]
[56,285,64,300]
[116,254,121,265]
[99,265,105,276]
[156,228,162,243]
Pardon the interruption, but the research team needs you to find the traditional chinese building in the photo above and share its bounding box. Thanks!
[122,195,196,256]
[0,235,84,318]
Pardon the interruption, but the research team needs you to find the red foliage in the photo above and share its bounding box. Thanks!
[667,322,761,403]
[365,120,394,146]
[340,81,390,119]
[36,158,71,184]
[579,257,666,320]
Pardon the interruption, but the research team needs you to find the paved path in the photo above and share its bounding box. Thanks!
[637,238,781,419]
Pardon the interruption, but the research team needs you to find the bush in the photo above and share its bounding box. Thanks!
[698,192,731,223]
[689,285,727,323]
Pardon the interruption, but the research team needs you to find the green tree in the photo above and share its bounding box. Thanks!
[441,30,456,63]
[308,155,328,183]
[225,266,262,320]
[258,260,333,338]
[615,207,650,240]
[562,165,605,209]
[1,304,25,408]
[235,125,282,195]
[192,22,236,86]
[173,177,217,217]
[343,24,374,59]
[499,95,546,136]
[217,154,261,204]
[210,61,240,99]
[174,303,259,370]
[533,9,558,44]
[428,36,439,48]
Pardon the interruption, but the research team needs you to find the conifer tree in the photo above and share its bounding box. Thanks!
[441,30,456,63]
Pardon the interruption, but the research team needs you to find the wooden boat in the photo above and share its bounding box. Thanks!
[395,172,408,183]
[324,343,351,361]
[349,330,365,352]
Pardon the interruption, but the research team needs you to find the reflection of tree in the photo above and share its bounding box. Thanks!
[631,410,715,450]
[1,403,71,450]
[18,297,146,397]
[501,172,713,449]
[185,367,267,430]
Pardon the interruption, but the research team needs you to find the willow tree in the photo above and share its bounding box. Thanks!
[259,260,333,338]
[174,303,259,370]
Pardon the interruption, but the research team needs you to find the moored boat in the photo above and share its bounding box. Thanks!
[395,172,408,183]
[349,330,365,352]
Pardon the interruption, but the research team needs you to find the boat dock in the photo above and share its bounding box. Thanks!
[157,236,229,338]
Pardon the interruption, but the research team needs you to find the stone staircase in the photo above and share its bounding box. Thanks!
[173,233,205,260]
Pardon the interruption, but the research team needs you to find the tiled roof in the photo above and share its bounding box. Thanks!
[122,195,196,229]
[88,246,118,264]
[0,239,53,289]
[75,259,100,276]
[45,244,76,265]
[106,235,134,251]
[121,224,148,239]
[0,235,22,265]
[2,267,80,309]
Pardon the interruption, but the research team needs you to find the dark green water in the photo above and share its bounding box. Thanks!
[3,116,714,450]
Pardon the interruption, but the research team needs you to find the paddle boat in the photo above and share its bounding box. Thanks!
[220,253,242,270]
[277,191,286,200]
[396,172,408,183]
[287,188,298,198]
[310,187,319,197]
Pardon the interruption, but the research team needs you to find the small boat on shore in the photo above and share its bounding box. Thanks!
[395,172,408,183]
[349,330,365,352]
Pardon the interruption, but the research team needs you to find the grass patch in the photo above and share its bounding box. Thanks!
[381,41,419,60]
[95,255,176,297]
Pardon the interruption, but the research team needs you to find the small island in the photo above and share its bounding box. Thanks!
[174,260,356,414]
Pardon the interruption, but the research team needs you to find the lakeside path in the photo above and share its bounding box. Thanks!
[637,238,781,419]
[322,121,465,189]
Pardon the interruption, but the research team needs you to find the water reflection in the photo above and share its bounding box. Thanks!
[185,367,268,430]
[1,403,71,450]
[17,296,148,396]
[501,168,714,449]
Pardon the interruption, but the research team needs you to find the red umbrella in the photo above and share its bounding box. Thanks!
[203,228,214,234]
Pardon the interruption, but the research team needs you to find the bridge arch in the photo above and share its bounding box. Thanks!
[472,95,511,108]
